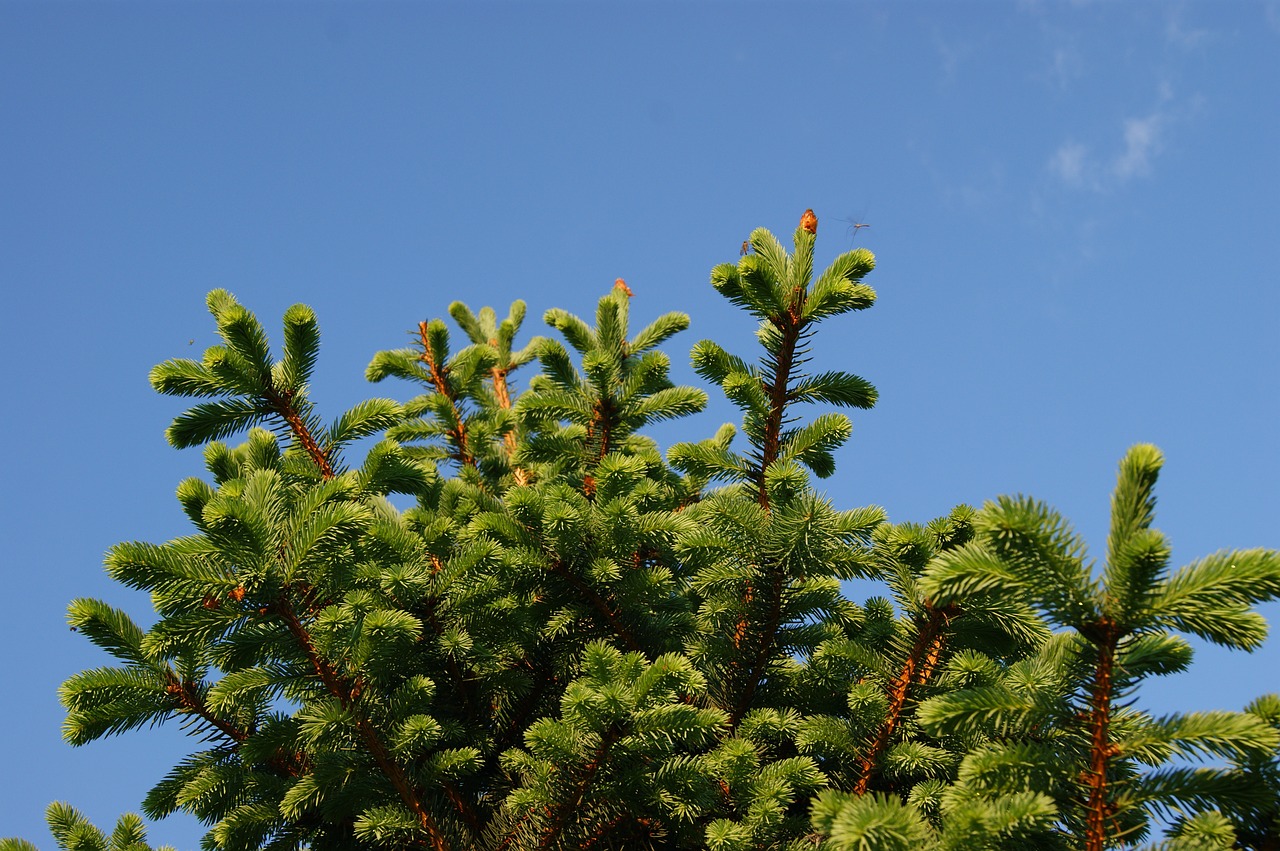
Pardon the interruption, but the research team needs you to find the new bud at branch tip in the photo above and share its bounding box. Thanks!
[800,208,818,234]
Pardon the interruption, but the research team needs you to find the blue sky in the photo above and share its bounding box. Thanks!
[2,2,1277,846]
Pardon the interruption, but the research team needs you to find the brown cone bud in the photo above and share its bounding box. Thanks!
[800,209,818,234]
[614,278,633,297]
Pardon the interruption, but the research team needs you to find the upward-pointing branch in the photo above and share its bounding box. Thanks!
[852,602,958,795]
[418,321,475,469]
[756,316,802,510]
[263,387,335,479]
[1083,618,1122,851]
[262,377,455,849]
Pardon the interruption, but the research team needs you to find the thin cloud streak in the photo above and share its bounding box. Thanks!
[1050,141,1089,187]
[1111,113,1163,180]
[1048,104,1170,192]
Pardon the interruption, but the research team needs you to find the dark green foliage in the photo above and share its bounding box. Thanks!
[11,212,1280,851]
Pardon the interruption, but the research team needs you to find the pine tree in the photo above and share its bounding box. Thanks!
[9,211,1280,851]
[913,444,1280,848]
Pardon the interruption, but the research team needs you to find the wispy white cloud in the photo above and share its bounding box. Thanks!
[1048,90,1176,192]
[1110,114,1164,180]
[1049,46,1083,89]
[1164,6,1211,49]
[931,28,975,82]
[1050,141,1089,187]
[1266,0,1280,34]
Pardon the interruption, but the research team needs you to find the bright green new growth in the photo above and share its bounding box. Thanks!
[916,445,1280,849]
[520,281,708,484]
[10,211,1280,851]
[672,222,877,498]
[0,804,175,851]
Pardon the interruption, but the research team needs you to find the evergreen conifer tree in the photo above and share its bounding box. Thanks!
[911,445,1280,848]
[6,211,1279,851]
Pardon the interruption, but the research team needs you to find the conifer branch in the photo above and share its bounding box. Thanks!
[161,673,249,745]
[548,559,641,653]
[533,724,623,850]
[728,569,782,730]
[586,397,615,466]
[418,321,475,470]
[728,287,807,727]
[442,783,483,840]
[851,602,959,795]
[491,365,512,410]
[418,587,479,721]
[1083,617,1122,851]
[757,319,802,510]
[489,364,530,484]
[577,814,627,850]
[262,387,336,479]
[163,672,312,778]
[492,659,559,760]
[273,597,452,851]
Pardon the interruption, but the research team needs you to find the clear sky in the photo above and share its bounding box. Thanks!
[2,2,1277,846]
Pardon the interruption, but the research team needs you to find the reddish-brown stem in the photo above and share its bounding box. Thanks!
[911,614,954,688]
[490,365,512,409]
[1084,619,1120,851]
[419,321,474,469]
[534,726,622,850]
[578,814,627,850]
[756,316,802,510]
[164,673,311,776]
[164,675,249,744]
[727,302,806,728]
[851,603,958,795]
[264,388,335,479]
[491,364,532,486]
[728,570,783,731]
[548,560,641,653]
[442,781,483,838]
[274,597,453,851]
[587,399,615,465]
[263,342,461,845]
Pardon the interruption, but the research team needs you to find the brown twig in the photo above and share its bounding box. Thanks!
[164,674,249,744]
[263,387,335,479]
[548,559,641,653]
[728,570,783,731]
[851,603,958,795]
[533,726,623,850]
[1083,618,1121,851]
[756,318,802,510]
[259,340,461,846]
[274,597,455,851]
[727,295,805,727]
[419,321,475,469]
[164,672,311,777]
[490,363,530,487]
